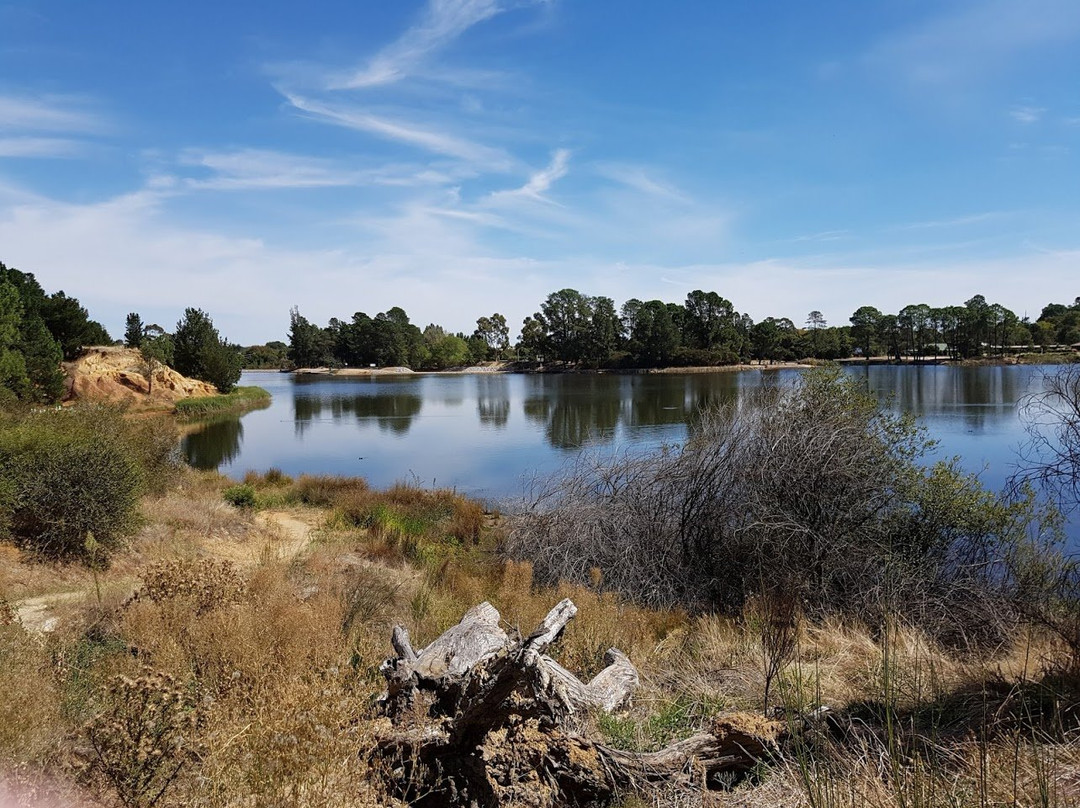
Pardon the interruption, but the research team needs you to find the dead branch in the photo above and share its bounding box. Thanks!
[369,599,787,807]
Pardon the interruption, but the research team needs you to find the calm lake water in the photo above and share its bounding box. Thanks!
[184,365,1064,514]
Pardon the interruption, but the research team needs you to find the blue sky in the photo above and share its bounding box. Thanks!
[1,0,1078,344]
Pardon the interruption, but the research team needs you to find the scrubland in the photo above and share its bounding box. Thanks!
[0,466,1076,807]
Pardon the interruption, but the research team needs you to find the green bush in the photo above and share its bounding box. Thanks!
[0,405,177,558]
[223,483,257,509]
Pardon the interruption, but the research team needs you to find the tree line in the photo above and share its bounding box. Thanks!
[281,290,1080,371]
[0,261,111,404]
[0,259,245,405]
[286,306,509,370]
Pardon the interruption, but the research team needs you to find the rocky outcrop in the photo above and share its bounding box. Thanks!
[63,346,218,406]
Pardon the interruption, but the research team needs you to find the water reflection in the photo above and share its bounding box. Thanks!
[522,375,625,449]
[863,366,1030,433]
[182,418,243,470]
[294,392,423,435]
[188,367,1054,507]
[476,375,510,428]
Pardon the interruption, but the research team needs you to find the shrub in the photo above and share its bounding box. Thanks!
[139,559,246,615]
[0,407,146,557]
[506,368,1046,646]
[85,669,199,808]
[223,483,257,509]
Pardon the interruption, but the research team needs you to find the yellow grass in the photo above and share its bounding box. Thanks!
[3,469,1080,806]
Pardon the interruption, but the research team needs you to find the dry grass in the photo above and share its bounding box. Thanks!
[3,469,1080,807]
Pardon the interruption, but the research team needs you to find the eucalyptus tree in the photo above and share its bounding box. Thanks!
[474,313,510,360]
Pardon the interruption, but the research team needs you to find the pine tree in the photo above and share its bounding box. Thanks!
[124,313,145,348]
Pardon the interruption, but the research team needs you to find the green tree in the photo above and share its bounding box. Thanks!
[287,307,332,368]
[630,300,680,366]
[540,289,593,362]
[585,296,620,363]
[427,334,471,369]
[40,291,111,359]
[849,305,882,360]
[124,313,145,348]
[0,264,66,402]
[173,308,241,392]
[474,313,510,360]
[0,279,29,401]
[18,315,64,402]
[805,310,826,356]
[517,315,549,361]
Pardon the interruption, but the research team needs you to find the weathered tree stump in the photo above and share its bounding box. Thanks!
[369,599,788,806]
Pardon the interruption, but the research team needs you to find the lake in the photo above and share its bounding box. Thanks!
[184,365,1065,517]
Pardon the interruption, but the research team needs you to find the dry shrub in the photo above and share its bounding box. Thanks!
[0,621,66,765]
[767,734,1080,808]
[84,669,198,808]
[242,467,292,488]
[118,554,387,806]
[507,369,1041,650]
[139,559,245,615]
[139,476,253,549]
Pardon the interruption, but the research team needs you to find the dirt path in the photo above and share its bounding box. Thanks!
[256,510,315,560]
[14,591,86,633]
[12,510,320,634]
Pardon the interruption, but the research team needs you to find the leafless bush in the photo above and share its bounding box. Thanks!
[138,558,245,615]
[84,669,199,808]
[507,368,1037,646]
[1013,363,1080,515]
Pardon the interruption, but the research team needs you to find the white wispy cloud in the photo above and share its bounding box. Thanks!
[592,163,689,203]
[487,148,569,204]
[1010,105,1046,124]
[0,136,85,158]
[790,229,853,243]
[0,94,107,134]
[282,92,513,168]
[326,0,505,90]
[890,212,1009,231]
[867,0,1080,87]
[178,148,461,190]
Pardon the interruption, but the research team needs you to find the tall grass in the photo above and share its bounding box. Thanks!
[173,386,270,419]
[4,468,1080,806]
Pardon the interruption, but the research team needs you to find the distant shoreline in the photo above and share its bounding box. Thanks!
[283,361,815,377]
[258,352,1078,378]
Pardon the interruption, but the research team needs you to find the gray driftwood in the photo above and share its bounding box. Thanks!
[370,599,787,807]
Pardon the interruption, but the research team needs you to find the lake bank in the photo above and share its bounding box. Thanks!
[3,466,1078,807]
[288,360,815,376]
[285,352,1078,378]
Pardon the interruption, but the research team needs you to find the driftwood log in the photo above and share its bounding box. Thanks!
[370,599,788,807]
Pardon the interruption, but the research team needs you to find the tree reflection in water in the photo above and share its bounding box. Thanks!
[182,418,243,470]
[476,375,510,428]
[293,392,423,436]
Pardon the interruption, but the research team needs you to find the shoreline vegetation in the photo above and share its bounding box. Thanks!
[3,368,1080,806]
[286,350,1078,378]
[276,289,1080,377]
[172,385,271,420]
